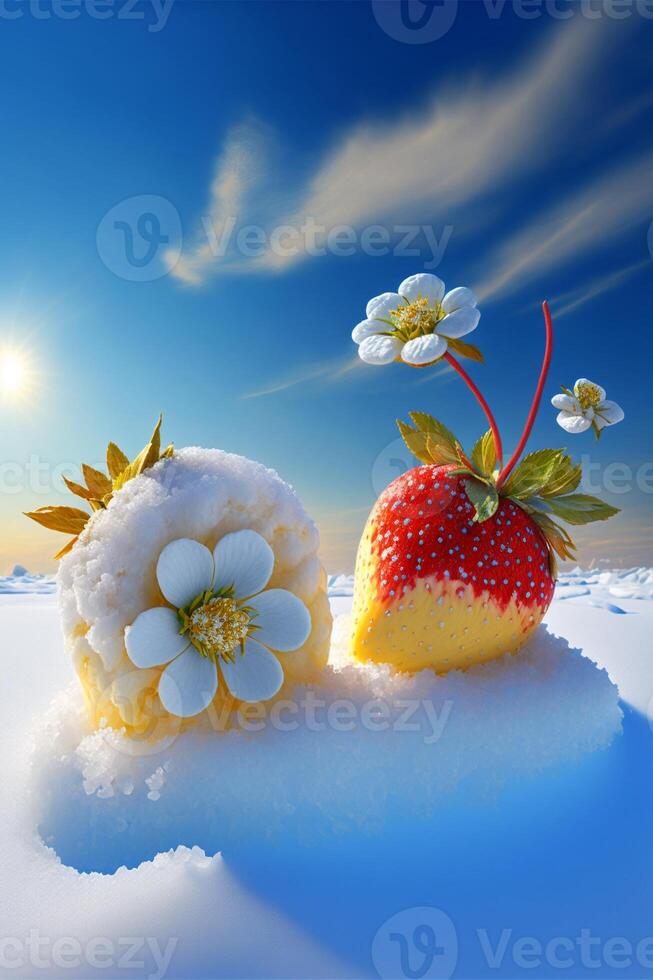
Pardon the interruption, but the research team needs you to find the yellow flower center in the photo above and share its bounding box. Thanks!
[391,297,443,341]
[576,382,602,411]
[188,597,250,661]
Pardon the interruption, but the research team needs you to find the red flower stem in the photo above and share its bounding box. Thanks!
[443,351,503,467]
[496,300,554,489]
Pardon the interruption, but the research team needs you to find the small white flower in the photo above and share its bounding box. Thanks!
[352,273,480,367]
[552,379,624,437]
[124,530,311,717]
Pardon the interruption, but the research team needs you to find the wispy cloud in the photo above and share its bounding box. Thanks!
[263,18,611,270]
[241,350,457,400]
[241,354,363,400]
[545,259,649,319]
[476,151,653,301]
[166,120,271,285]
[171,18,624,285]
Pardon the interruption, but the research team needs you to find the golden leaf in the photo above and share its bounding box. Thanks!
[82,464,112,498]
[140,414,163,471]
[62,476,95,501]
[53,536,79,560]
[113,415,163,491]
[106,442,130,480]
[446,337,484,363]
[24,506,89,535]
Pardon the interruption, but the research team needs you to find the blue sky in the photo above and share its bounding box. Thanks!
[0,0,651,572]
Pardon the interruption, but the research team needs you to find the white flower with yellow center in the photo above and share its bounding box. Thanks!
[352,273,480,367]
[124,530,311,717]
[552,379,624,437]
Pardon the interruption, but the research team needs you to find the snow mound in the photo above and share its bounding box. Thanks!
[0,569,55,594]
[560,566,653,600]
[56,447,332,734]
[33,620,621,873]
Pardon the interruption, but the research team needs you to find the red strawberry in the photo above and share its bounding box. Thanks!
[352,463,555,673]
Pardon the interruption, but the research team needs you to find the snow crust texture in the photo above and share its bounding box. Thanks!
[33,619,621,872]
[56,448,332,734]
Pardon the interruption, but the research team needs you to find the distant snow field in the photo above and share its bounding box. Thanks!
[1,567,651,978]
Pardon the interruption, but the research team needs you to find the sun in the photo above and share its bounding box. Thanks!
[0,347,37,404]
[1,352,27,394]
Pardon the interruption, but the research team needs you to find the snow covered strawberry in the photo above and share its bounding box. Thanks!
[352,464,555,673]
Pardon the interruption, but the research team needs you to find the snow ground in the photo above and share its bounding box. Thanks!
[1,568,652,979]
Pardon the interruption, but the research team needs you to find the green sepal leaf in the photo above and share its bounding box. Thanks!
[408,412,458,447]
[396,419,432,464]
[397,413,463,467]
[471,429,496,479]
[446,467,479,480]
[512,502,577,578]
[501,449,565,500]
[464,478,499,523]
[538,455,582,498]
[426,433,461,467]
[543,493,620,526]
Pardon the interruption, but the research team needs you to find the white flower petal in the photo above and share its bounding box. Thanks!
[352,319,382,344]
[249,589,311,652]
[401,334,447,366]
[398,273,445,306]
[366,292,402,321]
[574,378,606,403]
[125,607,189,668]
[595,400,625,428]
[358,334,403,365]
[220,637,284,703]
[213,529,274,599]
[442,286,477,313]
[156,539,214,609]
[437,306,480,339]
[158,646,218,718]
[551,393,578,413]
[556,411,592,434]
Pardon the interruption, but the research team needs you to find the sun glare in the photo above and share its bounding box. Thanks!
[0,347,37,404]
[1,352,26,392]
